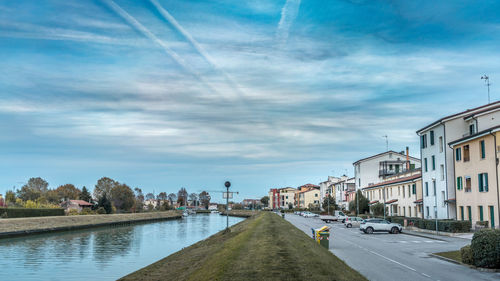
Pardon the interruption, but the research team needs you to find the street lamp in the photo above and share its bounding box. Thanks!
[225,181,231,231]
[481,75,491,104]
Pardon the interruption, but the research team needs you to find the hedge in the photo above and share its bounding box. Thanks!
[471,229,500,268]
[0,208,65,218]
[460,245,473,265]
[384,216,471,233]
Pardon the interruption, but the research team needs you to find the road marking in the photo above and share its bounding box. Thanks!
[368,250,417,272]
[422,273,431,278]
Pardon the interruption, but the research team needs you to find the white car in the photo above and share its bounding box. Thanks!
[302,211,319,218]
[344,217,364,228]
[360,218,403,234]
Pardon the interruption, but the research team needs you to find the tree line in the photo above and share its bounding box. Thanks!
[2,177,211,214]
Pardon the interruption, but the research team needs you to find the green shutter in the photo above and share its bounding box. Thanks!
[432,156,435,170]
[479,174,483,192]
[490,206,495,228]
[479,206,484,221]
[485,173,488,192]
[460,207,464,221]
[468,207,472,222]
[481,141,485,159]
[412,184,416,194]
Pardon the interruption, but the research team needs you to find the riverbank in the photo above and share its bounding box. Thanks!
[0,211,181,238]
[220,210,258,218]
[120,212,366,281]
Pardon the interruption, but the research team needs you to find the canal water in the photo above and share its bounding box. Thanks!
[0,213,244,281]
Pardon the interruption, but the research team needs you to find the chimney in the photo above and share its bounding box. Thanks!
[406,146,410,170]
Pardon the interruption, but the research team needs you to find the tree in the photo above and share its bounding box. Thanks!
[145,193,155,201]
[5,190,16,203]
[25,177,49,193]
[56,184,81,201]
[98,193,113,214]
[167,193,177,206]
[189,193,198,206]
[177,188,188,206]
[17,185,41,201]
[322,195,338,214]
[94,177,117,201]
[349,190,369,215]
[199,191,211,209]
[45,189,60,204]
[371,202,384,216]
[157,192,167,201]
[79,186,93,203]
[260,196,269,207]
[134,187,145,212]
[110,183,135,212]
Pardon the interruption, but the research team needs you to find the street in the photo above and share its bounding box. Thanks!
[286,214,500,281]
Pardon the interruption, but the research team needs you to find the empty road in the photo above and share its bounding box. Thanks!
[286,214,500,281]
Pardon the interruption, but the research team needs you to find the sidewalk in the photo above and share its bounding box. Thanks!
[403,227,473,241]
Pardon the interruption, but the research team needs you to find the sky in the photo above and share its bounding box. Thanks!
[0,0,499,202]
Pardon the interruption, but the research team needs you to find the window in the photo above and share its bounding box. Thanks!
[315,193,318,197]
[389,164,393,170]
[479,206,484,221]
[433,181,436,196]
[467,206,472,222]
[456,147,462,161]
[424,158,428,172]
[426,206,429,217]
[480,140,486,159]
[390,188,392,197]
[412,184,416,195]
[460,206,464,221]
[439,136,443,152]
[478,173,489,192]
[465,177,472,192]
[425,182,429,196]
[457,176,463,190]
[409,207,411,217]
[489,206,495,228]
[432,155,436,170]
[402,186,405,198]
[421,134,427,149]
[440,165,444,181]
[286,196,288,199]
[408,185,411,197]
[464,145,470,162]
[470,124,476,135]
[398,186,400,196]
[430,130,435,145]
[441,191,445,206]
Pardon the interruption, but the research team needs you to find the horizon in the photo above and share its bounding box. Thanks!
[1,0,499,201]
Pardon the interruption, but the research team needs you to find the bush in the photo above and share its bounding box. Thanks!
[80,208,94,215]
[476,221,489,228]
[0,207,65,218]
[68,209,79,216]
[471,229,500,268]
[96,207,106,214]
[461,245,473,265]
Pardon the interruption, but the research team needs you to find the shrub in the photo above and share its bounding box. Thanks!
[68,209,79,216]
[96,207,106,214]
[460,245,473,265]
[0,207,65,218]
[471,229,500,268]
[476,221,489,228]
[80,208,94,215]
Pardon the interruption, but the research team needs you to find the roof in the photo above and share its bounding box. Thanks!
[70,200,93,206]
[297,184,319,190]
[463,104,500,120]
[448,125,500,147]
[386,199,398,204]
[362,173,421,190]
[416,101,500,134]
[368,200,379,205]
[414,199,423,205]
[353,151,419,165]
[297,187,319,194]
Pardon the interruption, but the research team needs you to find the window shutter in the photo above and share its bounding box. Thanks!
[479,174,483,192]
[485,173,488,192]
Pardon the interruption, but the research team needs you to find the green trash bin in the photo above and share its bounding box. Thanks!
[317,231,330,249]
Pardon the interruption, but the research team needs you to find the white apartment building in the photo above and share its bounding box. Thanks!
[279,187,296,209]
[417,101,500,219]
[333,176,355,210]
[353,150,421,191]
[319,176,342,205]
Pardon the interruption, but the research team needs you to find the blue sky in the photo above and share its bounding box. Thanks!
[0,0,499,202]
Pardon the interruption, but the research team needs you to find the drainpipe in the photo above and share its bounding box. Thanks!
[490,131,500,229]
[406,146,410,170]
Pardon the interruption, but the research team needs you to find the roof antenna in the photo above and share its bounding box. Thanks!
[382,135,388,151]
[481,75,491,104]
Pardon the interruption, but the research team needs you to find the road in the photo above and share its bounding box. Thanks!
[286,214,500,281]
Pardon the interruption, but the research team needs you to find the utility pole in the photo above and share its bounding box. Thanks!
[481,75,491,103]
[356,190,359,217]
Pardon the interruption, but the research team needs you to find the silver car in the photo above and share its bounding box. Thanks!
[360,219,403,234]
[344,216,364,228]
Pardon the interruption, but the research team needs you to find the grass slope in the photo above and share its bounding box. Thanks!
[120,212,366,281]
[434,250,462,263]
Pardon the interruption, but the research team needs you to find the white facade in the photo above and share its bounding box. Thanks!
[333,176,355,210]
[319,176,342,205]
[279,187,296,209]
[353,151,421,191]
[417,102,500,219]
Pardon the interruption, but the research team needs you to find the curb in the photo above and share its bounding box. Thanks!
[0,215,182,239]
[429,254,500,273]
[402,231,447,241]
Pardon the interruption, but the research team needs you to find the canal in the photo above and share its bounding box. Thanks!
[0,213,245,281]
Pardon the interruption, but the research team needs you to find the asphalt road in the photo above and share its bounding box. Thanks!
[285,214,500,281]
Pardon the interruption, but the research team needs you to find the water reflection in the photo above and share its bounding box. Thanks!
[0,214,244,281]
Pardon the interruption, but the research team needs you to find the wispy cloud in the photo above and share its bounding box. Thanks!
[276,0,301,48]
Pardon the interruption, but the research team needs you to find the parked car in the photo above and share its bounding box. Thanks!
[302,211,319,218]
[344,217,364,228]
[360,219,403,234]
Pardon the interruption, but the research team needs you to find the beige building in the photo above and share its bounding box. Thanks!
[450,125,500,229]
[296,187,320,209]
[363,169,423,218]
[278,187,296,209]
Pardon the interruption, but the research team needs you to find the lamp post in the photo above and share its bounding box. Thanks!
[481,75,491,104]
[225,181,231,231]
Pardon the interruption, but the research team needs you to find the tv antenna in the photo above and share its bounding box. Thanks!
[382,135,388,151]
[481,75,491,103]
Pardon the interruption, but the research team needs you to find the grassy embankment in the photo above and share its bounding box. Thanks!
[120,212,367,281]
[0,211,181,238]
[220,209,258,218]
[434,250,462,263]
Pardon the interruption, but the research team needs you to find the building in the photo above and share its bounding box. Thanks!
[449,125,500,229]
[363,169,423,218]
[60,200,93,213]
[208,203,218,210]
[319,176,342,204]
[353,149,421,192]
[144,199,158,209]
[296,187,320,209]
[278,187,296,209]
[417,101,500,219]
[242,199,261,208]
[268,188,279,209]
[333,177,355,210]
